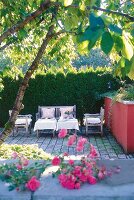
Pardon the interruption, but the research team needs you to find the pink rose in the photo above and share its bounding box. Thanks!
[67,134,76,146]
[58,174,67,183]
[76,137,87,152]
[16,164,22,170]
[88,144,98,158]
[73,166,82,177]
[26,176,40,191]
[98,171,104,180]
[58,129,67,138]
[63,152,69,157]
[88,176,97,184]
[75,182,81,189]
[52,156,61,166]
[76,145,84,152]
[11,152,18,159]
[77,137,87,146]
[21,158,29,166]
[68,160,74,165]
[65,179,75,190]
[79,174,87,182]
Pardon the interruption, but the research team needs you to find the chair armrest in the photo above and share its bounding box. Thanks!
[17,114,32,118]
[84,113,100,118]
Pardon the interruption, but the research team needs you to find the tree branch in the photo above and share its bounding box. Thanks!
[0,16,49,52]
[0,0,51,45]
[92,6,134,21]
[53,2,134,22]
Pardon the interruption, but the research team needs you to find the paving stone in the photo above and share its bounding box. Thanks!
[2,128,134,160]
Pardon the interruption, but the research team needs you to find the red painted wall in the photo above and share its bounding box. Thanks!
[104,97,134,153]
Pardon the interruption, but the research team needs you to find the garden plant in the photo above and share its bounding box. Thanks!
[0,129,120,191]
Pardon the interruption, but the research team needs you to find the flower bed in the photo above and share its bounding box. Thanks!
[0,129,120,191]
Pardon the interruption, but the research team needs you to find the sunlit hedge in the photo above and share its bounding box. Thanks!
[0,67,121,126]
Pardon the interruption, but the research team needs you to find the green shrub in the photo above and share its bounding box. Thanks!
[0,144,51,159]
[0,67,122,126]
[103,84,134,102]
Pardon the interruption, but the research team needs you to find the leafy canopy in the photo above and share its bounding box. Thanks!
[0,0,134,79]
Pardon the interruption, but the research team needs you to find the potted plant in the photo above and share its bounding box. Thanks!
[104,85,134,153]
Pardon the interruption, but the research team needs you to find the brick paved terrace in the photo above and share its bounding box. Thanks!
[3,127,134,159]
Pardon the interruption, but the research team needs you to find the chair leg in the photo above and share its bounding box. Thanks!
[16,127,18,133]
[12,129,15,137]
[53,130,55,137]
[29,123,32,134]
[85,125,88,135]
[101,125,103,136]
[37,130,39,138]
[25,125,28,135]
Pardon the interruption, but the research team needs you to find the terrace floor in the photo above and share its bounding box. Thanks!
[4,127,134,159]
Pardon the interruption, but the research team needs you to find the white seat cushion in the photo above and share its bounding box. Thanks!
[86,117,101,124]
[15,118,32,125]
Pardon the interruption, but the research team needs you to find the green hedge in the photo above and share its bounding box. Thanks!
[0,68,121,126]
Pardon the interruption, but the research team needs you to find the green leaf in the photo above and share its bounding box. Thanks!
[95,0,101,7]
[88,28,104,50]
[131,29,134,37]
[122,35,133,60]
[77,41,89,54]
[108,24,122,35]
[89,13,105,29]
[89,0,96,7]
[113,35,123,52]
[114,57,134,79]
[18,29,27,40]
[119,57,125,68]
[128,56,134,80]
[78,26,104,42]
[8,185,15,191]
[77,23,83,34]
[1,8,8,17]
[101,32,114,54]
[79,2,86,11]
[121,58,132,78]
[64,0,73,7]
[101,15,112,26]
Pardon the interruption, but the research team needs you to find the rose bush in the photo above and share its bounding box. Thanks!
[51,152,106,189]
[0,129,120,192]
[51,130,120,190]
[0,152,47,191]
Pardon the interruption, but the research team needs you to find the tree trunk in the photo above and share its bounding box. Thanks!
[0,24,54,145]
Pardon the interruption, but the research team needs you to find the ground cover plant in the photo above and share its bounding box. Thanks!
[0,144,51,160]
